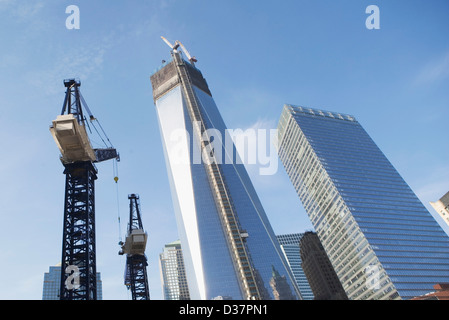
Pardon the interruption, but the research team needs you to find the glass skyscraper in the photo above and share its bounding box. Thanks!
[150,46,300,300]
[277,233,314,300]
[159,240,190,300]
[277,104,449,300]
[42,265,102,300]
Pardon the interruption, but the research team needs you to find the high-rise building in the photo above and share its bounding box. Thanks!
[430,191,449,229]
[411,283,449,300]
[42,264,102,300]
[277,104,449,300]
[277,233,314,300]
[269,266,297,300]
[299,231,348,300]
[159,240,190,300]
[150,44,300,300]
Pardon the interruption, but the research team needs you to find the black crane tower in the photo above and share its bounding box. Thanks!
[119,194,150,300]
[50,79,119,300]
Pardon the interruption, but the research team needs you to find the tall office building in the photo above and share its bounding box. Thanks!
[277,104,449,300]
[277,233,314,300]
[42,265,102,300]
[150,44,300,300]
[159,240,190,300]
[299,231,348,300]
[430,191,449,229]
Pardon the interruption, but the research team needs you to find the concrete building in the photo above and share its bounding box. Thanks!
[430,191,449,229]
[299,232,348,300]
[411,283,449,300]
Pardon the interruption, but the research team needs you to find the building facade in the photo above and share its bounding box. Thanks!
[277,233,314,300]
[150,48,300,300]
[42,265,102,300]
[411,283,449,300]
[299,231,348,300]
[430,191,449,229]
[159,240,190,300]
[269,266,297,300]
[277,104,449,300]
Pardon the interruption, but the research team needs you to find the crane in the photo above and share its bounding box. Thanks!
[119,194,150,300]
[50,78,119,300]
[176,40,198,65]
[161,36,197,65]
[161,36,179,52]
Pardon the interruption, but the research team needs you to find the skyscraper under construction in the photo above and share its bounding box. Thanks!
[150,39,300,300]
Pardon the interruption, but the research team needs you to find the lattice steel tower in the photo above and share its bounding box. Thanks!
[50,79,119,300]
[119,194,150,300]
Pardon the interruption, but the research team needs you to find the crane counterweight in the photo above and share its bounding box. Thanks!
[119,229,148,256]
[50,114,96,164]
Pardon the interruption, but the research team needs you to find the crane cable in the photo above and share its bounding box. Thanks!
[113,158,122,244]
[80,92,114,149]
[78,92,122,245]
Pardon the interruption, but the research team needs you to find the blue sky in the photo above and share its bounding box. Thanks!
[0,1,448,300]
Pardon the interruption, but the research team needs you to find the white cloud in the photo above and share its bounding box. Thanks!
[26,34,116,96]
[15,1,45,19]
[0,0,13,11]
[414,167,449,208]
[0,0,45,19]
[413,164,449,235]
[414,50,449,85]
[246,117,277,131]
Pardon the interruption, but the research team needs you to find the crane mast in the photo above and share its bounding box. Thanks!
[50,79,118,300]
[119,194,150,300]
